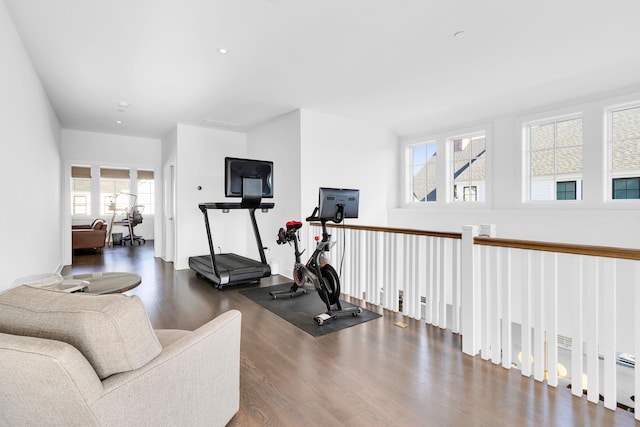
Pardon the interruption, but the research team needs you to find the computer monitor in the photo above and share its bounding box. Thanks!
[318,187,359,223]
[224,157,274,200]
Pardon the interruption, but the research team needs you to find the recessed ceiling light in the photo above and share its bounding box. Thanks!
[218,48,228,54]
[453,31,466,39]
[118,101,129,108]
[116,120,123,124]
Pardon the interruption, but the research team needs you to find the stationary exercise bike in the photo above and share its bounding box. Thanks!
[272,193,362,325]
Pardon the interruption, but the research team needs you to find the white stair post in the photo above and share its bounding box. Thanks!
[461,225,480,356]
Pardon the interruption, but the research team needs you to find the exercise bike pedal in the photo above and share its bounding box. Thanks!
[269,287,307,300]
[314,312,333,325]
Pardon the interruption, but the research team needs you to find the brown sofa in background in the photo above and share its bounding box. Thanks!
[72,219,107,251]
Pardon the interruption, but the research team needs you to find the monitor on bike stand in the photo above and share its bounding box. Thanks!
[317,188,359,223]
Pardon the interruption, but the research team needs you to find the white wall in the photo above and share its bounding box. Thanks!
[247,110,302,276]
[0,0,62,291]
[161,126,177,262]
[170,110,398,278]
[300,109,398,226]
[61,129,162,264]
[173,124,247,269]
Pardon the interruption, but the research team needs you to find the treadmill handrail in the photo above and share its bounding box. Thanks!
[197,202,273,285]
[199,202,274,210]
[199,205,221,280]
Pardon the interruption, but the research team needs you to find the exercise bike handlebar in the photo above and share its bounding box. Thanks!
[305,206,320,222]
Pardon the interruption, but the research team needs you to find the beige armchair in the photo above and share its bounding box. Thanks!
[0,286,241,426]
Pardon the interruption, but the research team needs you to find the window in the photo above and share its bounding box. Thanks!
[526,116,583,201]
[71,166,91,215]
[449,133,486,202]
[100,168,130,215]
[408,142,437,202]
[609,104,640,200]
[612,177,640,199]
[137,170,155,214]
[556,181,577,200]
[462,186,477,201]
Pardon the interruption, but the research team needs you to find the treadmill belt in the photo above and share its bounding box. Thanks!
[189,253,271,288]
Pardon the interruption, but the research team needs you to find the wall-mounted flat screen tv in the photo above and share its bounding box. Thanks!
[224,157,274,198]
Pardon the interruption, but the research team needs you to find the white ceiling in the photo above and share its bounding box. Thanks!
[5,0,640,139]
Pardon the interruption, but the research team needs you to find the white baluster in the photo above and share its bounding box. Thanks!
[411,235,421,319]
[501,247,512,370]
[438,238,447,329]
[402,234,412,316]
[452,239,461,333]
[375,232,383,306]
[544,252,558,386]
[571,255,584,397]
[481,245,490,361]
[600,257,616,410]
[584,257,599,404]
[532,251,545,382]
[521,250,532,377]
[461,225,480,356]
[490,245,501,364]
[418,235,427,322]
[425,236,434,324]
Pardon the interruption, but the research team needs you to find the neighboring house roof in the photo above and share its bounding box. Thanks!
[412,136,486,202]
[413,109,640,202]
[412,156,437,202]
[612,106,640,171]
[530,119,582,176]
[530,110,640,177]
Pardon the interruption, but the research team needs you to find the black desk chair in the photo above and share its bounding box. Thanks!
[122,205,145,245]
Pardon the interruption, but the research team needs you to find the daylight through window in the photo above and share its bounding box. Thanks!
[408,142,437,203]
[449,134,486,202]
[137,170,155,214]
[100,168,130,215]
[609,105,640,200]
[71,166,91,215]
[526,116,583,201]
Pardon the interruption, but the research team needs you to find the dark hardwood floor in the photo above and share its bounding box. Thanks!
[63,243,638,426]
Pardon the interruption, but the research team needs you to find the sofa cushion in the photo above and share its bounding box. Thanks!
[0,285,161,379]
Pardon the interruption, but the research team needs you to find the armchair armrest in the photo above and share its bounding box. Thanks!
[92,310,241,427]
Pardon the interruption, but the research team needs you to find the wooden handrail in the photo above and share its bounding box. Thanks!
[309,222,462,240]
[309,221,640,260]
[475,237,640,261]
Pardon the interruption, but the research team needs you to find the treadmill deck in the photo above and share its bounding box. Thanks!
[189,253,271,288]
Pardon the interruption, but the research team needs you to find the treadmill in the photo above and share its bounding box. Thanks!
[189,201,273,288]
[190,158,275,288]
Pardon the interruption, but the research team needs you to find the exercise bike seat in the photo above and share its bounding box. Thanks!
[286,220,303,231]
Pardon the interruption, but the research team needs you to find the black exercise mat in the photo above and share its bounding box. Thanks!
[240,283,382,337]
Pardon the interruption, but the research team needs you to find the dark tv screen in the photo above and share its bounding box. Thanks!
[318,187,359,222]
[224,157,274,198]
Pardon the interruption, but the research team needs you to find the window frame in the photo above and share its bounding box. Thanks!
[100,168,131,216]
[612,177,640,200]
[70,166,92,217]
[136,170,155,215]
[556,180,577,201]
[606,101,640,202]
[523,113,584,203]
[406,140,438,204]
[447,130,487,204]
